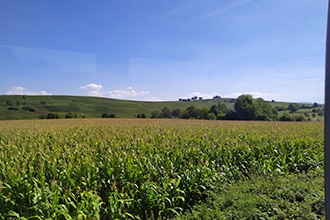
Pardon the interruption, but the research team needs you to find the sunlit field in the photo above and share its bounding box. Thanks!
[0,119,324,219]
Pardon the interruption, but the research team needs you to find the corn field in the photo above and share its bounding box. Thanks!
[0,119,324,219]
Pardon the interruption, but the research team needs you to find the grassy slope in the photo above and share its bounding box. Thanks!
[0,95,234,120]
[0,95,321,120]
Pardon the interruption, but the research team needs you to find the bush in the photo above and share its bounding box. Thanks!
[65,112,73,119]
[102,113,116,118]
[294,115,306,122]
[137,113,147,118]
[22,106,36,112]
[102,113,109,118]
[279,112,292,121]
[46,113,59,119]
[207,113,216,120]
[109,113,116,118]
[8,107,19,111]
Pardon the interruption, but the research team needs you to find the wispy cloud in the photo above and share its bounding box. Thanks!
[151,4,193,25]
[190,0,252,24]
[284,55,325,65]
[6,86,52,95]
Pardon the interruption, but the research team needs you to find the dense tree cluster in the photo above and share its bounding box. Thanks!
[101,113,116,118]
[233,95,278,121]
[137,113,147,118]
[147,95,312,121]
[154,95,277,120]
[39,113,55,119]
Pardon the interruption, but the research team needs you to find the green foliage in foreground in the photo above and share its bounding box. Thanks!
[177,169,324,219]
[0,119,324,219]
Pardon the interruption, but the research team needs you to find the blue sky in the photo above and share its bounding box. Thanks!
[0,0,327,103]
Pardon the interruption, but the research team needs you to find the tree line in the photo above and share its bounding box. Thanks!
[144,95,321,121]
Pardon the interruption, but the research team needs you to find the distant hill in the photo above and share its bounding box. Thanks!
[0,95,322,120]
[0,95,230,120]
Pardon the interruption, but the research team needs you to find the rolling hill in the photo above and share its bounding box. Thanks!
[0,95,232,120]
[0,95,320,120]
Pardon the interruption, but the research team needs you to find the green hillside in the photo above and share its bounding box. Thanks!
[0,95,232,120]
[0,95,322,120]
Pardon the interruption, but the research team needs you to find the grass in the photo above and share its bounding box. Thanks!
[176,169,324,219]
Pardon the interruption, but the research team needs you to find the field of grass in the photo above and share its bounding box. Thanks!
[0,119,324,219]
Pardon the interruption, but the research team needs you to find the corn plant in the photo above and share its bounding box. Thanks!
[0,119,324,219]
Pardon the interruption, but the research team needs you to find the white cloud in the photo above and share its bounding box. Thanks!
[148,97,163,101]
[80,83,103,91]
[180,91,219,100]
[106,87,149,99]
[80,84,149,100]
[229,91,279,100]
[6,86,52,95]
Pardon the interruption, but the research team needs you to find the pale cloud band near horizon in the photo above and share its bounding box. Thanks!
[80,83,149,100]
[6,86,52,95]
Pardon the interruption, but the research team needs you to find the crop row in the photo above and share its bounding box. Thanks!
[0,119,324,219]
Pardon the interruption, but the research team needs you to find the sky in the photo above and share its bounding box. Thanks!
[0,0,328,103]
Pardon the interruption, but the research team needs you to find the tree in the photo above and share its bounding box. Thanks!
[279,112,292,121]
[313,102,319,108]
[224,110,240,120]
[181,106,200,119]
[198,107,209,119]
[172,108,181,118]
[255,98,278,121]
[47,113,59,119]
[207,113,216,120]
[209,105,218,116]
[65,112,73,119]
[162,107,172,118]
[318,109,324,117]
[102,113,109,118]
[234,95,256,120]
[150,110,159,118]
[109,113,116,118]
[287,103,300,113]
[294,115,306,121]
[137,113,147,118]
[217,101,228,117]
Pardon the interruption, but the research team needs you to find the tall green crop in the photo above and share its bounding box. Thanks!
[0,119,324,219]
